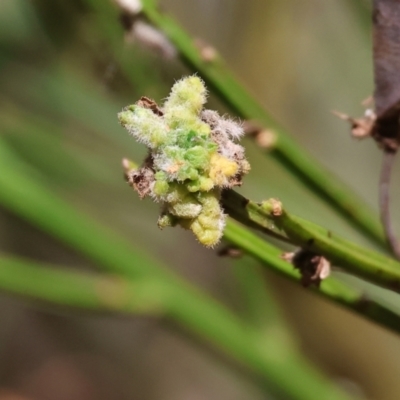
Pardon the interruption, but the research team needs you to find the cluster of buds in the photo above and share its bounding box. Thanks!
[119,76,250,247]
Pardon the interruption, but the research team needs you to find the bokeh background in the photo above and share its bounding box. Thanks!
[1,0,400,399]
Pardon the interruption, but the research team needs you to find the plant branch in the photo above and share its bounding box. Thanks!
[140,0,385,248]
[0,137,355,400]
[120,156,400,331]
[379,151,400,258]
[224,219,400,334]
[222,190,400,292]
[232,257,292,332]
[221,190,291,240]
[121,157,400,331]
[0,254,168,315]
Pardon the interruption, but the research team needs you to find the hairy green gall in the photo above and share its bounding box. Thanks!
[119,75,250,247]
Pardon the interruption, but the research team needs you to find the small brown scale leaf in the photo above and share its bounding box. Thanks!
[217,245,243,258]
[282,249,331,288]
[137,96,164,116]
[127,168,155,199]
[123,152,155,199]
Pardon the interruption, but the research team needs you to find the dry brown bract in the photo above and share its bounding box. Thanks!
[282,249,331,288]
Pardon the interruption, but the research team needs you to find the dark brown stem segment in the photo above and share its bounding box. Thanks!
[379,151,400,259]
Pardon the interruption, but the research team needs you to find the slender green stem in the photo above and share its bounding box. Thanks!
[224,219,400,334]
[232,258,292,332]
[222,190,400,292]
[0,138,163,281]
[231,257,297,356]
[119,158,400,332]
[278,211,400,291]
[222,190,290,240]
[0,138,354,400]
[0,255,169,315]
[140,0,385,247]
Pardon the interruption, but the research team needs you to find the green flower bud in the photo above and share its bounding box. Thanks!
[118,106,168,149]
[164,106,198,129]
[184,146,210,169]
[176,165,199,181]
[158,213,177,229]
[153,180,169,197]
[186,176,214,193]
[164,183,189,204]
[164,76,207,115]
[120,75,249,247]
[168,199,202,219]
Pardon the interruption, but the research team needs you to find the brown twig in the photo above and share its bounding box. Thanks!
[379,151,400,259]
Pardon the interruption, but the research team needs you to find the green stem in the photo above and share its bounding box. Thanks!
[0,254,353,400]
[278,211,400,291]
[232,258,292,332]
[0,255,168,315]
[224,219,400,334]
[0,241,355,400]
[0,138,163,281]
[222,189,290,240]
[118,158,400,332]
[0,138,354,400]
[231,257,298,356]
[222,190,400,292]
[140,0,385,247]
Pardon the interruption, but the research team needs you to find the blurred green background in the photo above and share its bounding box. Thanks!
[1,0,400,399]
